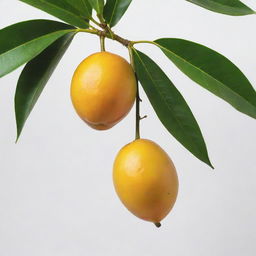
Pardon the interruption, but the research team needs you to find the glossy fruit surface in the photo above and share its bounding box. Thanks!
[113,139,178,226]
[71,51,136,130]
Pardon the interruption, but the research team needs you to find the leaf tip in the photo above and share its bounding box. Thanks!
[207,160,214,170]
[15,117,22,143]
[203,154,214,169]
[15,131,21,144]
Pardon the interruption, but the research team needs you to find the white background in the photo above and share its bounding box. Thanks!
[0,0,256,255]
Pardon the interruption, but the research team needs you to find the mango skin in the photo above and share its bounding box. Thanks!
[71,52,137,130]
[113,139,179,225]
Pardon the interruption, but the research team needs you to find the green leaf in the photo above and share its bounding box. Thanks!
[19,0,90,28]
[0,19,75,78]
[104,0,132,27]
[186,0,255,16]
[88,0,105,15]
[133,49,213,168]
[64,0,92,19]
[155,38,256,119]
[15,33,75,141]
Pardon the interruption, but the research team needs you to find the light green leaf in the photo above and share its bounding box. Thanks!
[186,0,255,16]
[0,19,75,77]
[155,38,256,119]
[133,49,213,168]
[104,0,132,27]
[15,33,75,140]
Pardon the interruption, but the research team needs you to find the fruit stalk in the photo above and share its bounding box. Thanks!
[100,35,106,51]
[128,46,141,139]
[135,84,141,139]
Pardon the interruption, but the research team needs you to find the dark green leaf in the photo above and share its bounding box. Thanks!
[15,33,75,141]
[19,0,90,28]
[133,49,213,168]
[104,0,132,27]
[155,38,256,119]
[0,19,75,77]
[88,0,105,15]
[186,0,255,16]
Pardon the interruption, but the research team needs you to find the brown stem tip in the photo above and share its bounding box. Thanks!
[154,222,161,228]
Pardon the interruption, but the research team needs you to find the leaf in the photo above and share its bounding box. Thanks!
[186,0,255,16]
[88,0,105,15]
[155,38,256,119]
[104,0,132,27]
[132,49,213,168]
[19,0,90,28]
[63,0,92,19]
[15,33,75,141]
[0,19,75,78]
